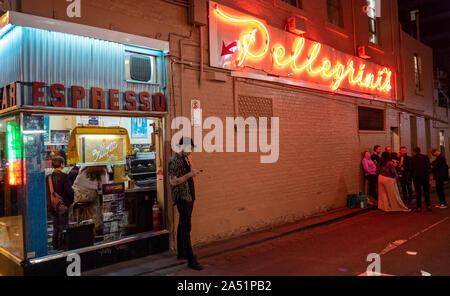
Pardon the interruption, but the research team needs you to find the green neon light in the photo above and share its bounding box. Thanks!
[6,122,21,160]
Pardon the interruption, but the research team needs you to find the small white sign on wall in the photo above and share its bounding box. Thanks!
[191,99,202,127]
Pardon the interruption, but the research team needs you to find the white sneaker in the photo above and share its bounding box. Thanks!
[440,205,448,209]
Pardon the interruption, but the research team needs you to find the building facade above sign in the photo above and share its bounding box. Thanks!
[209,1,395,99]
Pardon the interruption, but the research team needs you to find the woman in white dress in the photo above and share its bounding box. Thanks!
[378,152,411,212]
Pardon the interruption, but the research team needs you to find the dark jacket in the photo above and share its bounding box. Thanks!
[395,154,411,178]
[410,153,431,180]
[46,170,74,212]
[371,153,380,165]
[68,166,80,186]
[371,153,381,173]
[431,154,449,180]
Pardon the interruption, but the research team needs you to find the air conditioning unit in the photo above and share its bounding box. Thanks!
[358,46,371,59]
[125,53,156,83]
[287,16,306,35]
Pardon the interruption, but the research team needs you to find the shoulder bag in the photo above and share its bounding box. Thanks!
[49,175,64,211]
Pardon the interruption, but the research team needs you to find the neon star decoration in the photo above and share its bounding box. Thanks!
[214,5,392,94]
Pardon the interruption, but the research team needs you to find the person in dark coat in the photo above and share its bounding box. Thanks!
[67,165,80,186]
[410,147,431,212]
[395,146,413,204]
[46,156,74,250]
[431,148,448,208]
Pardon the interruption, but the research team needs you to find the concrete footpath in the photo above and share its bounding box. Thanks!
[83,205,374,276]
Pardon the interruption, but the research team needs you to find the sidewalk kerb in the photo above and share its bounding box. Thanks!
[136,206,374,276]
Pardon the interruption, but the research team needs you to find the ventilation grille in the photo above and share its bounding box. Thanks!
[238,95,273,118]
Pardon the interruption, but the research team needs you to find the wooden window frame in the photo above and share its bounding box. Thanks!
[327,0,344,28]
[357,106,385,132]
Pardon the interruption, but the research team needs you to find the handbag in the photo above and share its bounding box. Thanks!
[73,185,98,203]
[49,175,64,211]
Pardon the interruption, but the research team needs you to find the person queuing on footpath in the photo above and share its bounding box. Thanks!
[46,156,74,250]
[371,145,382,172]
[71,165,108,237]
[431,148,448,209]
[410,147,432,212]
[395,146,413,205]
[168,137,203,270]
[385,146,398,166]
[377,152,410,212]
[371,145,382,164]
[362,150,378,203]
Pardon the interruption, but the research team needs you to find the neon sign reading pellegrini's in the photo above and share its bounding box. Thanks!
[213,5,392,94]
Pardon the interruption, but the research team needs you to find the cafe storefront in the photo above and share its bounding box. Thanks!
[0,11,170,275]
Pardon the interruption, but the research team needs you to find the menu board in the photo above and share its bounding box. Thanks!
[76,134,126,165]
[102,183,127,241]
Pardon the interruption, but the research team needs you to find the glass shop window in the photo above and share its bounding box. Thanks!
[22,114,164,255]
[0,116,25,260]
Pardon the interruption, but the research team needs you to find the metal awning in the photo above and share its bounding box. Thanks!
[0,11,169,52]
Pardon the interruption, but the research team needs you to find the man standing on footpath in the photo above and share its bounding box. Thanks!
[168,137,203,270]
[396,146,413,205]
[410,147,431,212]
[431,148,448,209]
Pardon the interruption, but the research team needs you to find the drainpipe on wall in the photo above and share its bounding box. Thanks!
[13,0,21,11]
[199,25,204,85]
[415,11,420,41]
[398,25,407,103]
[351,0,357,56]
[390,0,396,56]
[398,112,402,146]
[179,36,200,117]
[167,28,195,251]
[168,29,195,117]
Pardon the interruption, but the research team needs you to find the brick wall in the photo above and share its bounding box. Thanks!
[13,0,449,248]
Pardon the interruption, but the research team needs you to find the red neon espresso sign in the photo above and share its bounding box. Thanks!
[211,4,393,97]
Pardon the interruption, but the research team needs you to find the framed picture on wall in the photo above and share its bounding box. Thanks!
[131,118,147,138]
[23,115,44,131]
[44,116,49,142]
[51,130,70,145]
